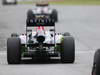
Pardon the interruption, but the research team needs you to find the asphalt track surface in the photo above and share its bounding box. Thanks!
[0,3,100,75]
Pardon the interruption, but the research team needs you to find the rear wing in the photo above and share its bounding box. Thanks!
[26,18,55,27]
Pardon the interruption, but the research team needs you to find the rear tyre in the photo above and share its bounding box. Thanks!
[92,49,100,75]
[11,33,18,37]
[27,9,35,19]
[61,36,75,63]
[51,9,58,22]
[63,32,70,36]
[7,38,21,64]
[27,9,35,26]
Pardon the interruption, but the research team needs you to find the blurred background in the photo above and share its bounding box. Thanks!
[0,0,100,75]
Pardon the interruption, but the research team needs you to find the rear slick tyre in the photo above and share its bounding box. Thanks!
[92,49,100,75]
[61,36,75,63]
[7,38,21,64]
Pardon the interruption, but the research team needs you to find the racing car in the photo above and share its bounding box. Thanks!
[27,3,58,22]
[2,0,17,5]
[7,6,75,64]
[92,49,100,75]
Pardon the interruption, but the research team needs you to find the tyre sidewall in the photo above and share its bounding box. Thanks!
[61,36,75,63]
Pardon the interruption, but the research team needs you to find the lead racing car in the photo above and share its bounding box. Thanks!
[7,5,75,64]
[27,3,58,22]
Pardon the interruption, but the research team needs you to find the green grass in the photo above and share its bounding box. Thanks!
[50,1,100,5]
[18,0,100,5]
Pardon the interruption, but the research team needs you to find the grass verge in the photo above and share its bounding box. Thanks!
[18,0,100,5]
